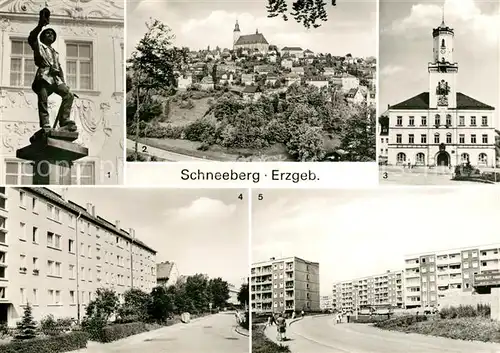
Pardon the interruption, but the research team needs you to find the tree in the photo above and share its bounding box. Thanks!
[148,286,173,323]
[128,19,187,158]
[266,0,335,29]
[85,288,119,323]
[118,288,150,322]
[15,303,37,340]
[237,283,249,307]
[339,104,376,161]
[184,274,211,313]
[208,278,230,309]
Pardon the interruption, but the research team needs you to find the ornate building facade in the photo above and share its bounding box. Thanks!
[0,0,124,184]
[385,19,497,167]
[233,20,269,54]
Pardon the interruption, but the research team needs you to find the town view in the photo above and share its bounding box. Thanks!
[0,187,249,353]
[251,188,500,353]
[126,0,376,162]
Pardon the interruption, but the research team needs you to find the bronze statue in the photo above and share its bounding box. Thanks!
[28,8,77,133]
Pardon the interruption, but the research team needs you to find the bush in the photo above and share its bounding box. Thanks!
[184,118,219,144]
[179,99,195,109]
[0,331,87,353]
[439,304,490,319]
[81,315,107,342]
[374,315,428,331]
[350,314,391,324]
[100,322,149,343]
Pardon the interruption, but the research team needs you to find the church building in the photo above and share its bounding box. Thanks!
[233,20,269,54]
[385,17,496,167]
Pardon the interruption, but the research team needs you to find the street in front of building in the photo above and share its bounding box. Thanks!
[264,315,500,353]
[69,312,247,353]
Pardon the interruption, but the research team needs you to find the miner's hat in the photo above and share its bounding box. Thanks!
[41,28,57,41]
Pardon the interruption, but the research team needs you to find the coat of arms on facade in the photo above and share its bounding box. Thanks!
[436,79,449,106]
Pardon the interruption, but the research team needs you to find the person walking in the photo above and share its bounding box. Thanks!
[301,310,305,319]
[276,313,287,341]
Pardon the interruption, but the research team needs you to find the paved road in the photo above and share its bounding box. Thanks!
[126,139,208,162]
[265,315,500,353]
[72,313,248,353]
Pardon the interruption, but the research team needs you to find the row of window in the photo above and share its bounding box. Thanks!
[395,133,489,144]
[17,190,155,261]
[12,252,153,284]
[6,161,94,186]
[395,115,488,127]
[395,152,488,165]
[9,39,123,90]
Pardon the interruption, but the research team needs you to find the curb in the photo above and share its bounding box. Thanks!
[234,325,249,337]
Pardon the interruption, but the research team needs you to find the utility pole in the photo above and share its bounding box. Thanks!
[76,211,82,323]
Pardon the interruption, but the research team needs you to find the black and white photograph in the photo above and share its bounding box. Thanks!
[378,0,500,185]
[0,187,249,353]
[251,188,500,353]
[0,0,125,185]
[126,0,376,162]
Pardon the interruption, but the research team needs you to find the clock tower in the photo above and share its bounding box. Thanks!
[428,12,458,109]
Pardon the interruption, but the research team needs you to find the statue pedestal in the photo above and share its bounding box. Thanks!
[16,129,88,185]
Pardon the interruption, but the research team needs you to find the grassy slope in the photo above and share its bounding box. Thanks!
[252,325,290,353]
[161,97,212,127]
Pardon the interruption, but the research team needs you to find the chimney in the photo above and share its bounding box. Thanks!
[270,257,275,260]
[86,203,93,214]
[129,228,135,241]
[92,205,95,217]
[115,220,120,229]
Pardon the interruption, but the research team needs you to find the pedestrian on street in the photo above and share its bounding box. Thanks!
[301,310,305,318]
[292,311,296,320]
[276,313,287,341]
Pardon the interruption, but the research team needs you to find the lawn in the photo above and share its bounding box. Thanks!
[252,325,290,353]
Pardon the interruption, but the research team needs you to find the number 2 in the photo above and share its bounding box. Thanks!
[142,146,147,153]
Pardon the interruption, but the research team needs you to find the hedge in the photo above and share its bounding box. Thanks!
[350,315,391,324]
[0,331,87,353]
[99,322,149,343]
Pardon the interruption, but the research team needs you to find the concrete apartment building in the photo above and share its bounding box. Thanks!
[251,256,320,314]
[332,270,404,312]
[0,187,156,326]
[320,295,333,311]
[404,244,500,309]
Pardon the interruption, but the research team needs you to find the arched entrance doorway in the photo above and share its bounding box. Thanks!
[436,151,450,166]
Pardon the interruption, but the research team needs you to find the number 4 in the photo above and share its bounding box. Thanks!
[238,194,243,200]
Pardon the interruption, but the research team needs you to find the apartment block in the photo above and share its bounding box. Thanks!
[0,187,157,326]
[332,270,404,312]
[404,244,500,309]
[251,256,320,314]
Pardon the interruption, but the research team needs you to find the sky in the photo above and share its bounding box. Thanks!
[251,188,500,296]
[126,0,376,58]
[380,0,500,123]
[49,187,249,288]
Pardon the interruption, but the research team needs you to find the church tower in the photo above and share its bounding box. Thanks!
[428,9,458,109]
[233,20,241,47]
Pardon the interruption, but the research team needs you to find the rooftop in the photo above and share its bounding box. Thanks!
[235,33,269,46]
[24,188,156,254]
[390,92,494,110]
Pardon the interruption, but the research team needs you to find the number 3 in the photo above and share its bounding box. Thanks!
[383,172,388,179]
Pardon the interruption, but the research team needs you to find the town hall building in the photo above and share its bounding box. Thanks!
[233,20,269,54]
[385,18,496,167]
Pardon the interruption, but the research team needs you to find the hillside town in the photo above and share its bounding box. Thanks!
[127,19,376,162]
[175,22,376,106]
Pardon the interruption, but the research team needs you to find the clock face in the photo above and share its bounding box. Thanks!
[440,49,446,54]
